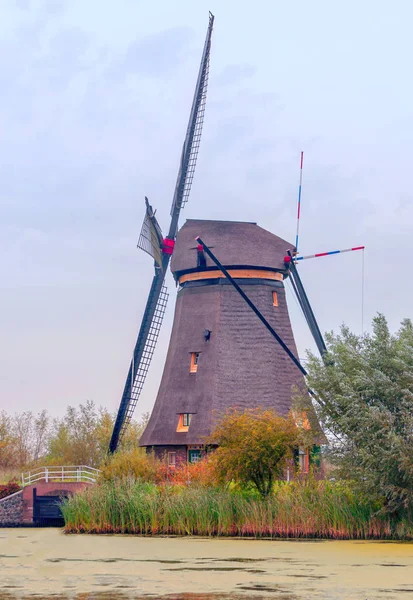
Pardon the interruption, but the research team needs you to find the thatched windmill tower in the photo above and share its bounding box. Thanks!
[139,219,309,464]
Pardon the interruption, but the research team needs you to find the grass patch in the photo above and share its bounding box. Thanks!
[61,479,413,539]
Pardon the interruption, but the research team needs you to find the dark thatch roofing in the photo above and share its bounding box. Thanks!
[171,219,294,278]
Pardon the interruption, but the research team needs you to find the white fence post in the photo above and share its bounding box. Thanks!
[45,467,49,483]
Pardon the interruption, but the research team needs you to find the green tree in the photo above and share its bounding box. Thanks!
[208,408,298,497]
[306,314,413,516]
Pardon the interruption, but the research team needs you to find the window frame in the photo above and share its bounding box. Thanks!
[168,452,176,467]
[190,352,200,373]
[183,413,192,427]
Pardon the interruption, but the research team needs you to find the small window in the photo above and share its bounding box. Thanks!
[168,452,176,467]
[272,291,278,307]
[190,352,200,373]
[188,449,201,464]
[176,413,192,432]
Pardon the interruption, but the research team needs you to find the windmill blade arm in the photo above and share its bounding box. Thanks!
[286,251,327,358]
[109,271,169,453]
[168,12,214,237]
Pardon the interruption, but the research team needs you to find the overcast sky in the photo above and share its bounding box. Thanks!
[1,0,412,419]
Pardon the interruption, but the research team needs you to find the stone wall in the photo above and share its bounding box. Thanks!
[0,490,23,526]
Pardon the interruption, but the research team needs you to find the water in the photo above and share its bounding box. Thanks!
[1,528,413,599]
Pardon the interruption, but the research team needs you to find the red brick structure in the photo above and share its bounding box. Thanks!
[22,482,90,523]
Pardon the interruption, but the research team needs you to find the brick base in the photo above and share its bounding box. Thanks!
[148,445,188,466]
[22,482,90,523]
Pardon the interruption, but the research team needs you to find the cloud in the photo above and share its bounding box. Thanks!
[215,64,256,86]
[15,0,30,9]
[44,0,66,16]
[107,26,194,81]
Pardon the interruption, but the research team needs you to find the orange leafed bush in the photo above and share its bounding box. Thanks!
[155,456,218,487]
[101,448,217,487]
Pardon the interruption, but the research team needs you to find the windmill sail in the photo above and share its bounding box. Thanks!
[169,11,214,236]
[108,13,214,453]
[137,198,164,268]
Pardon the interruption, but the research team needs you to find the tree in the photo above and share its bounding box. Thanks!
[305,314,413,516]
[13,411,34,466]
[32,410,50,463]
[208,408,298,497]
[47,401,148,467]
[0,411,16,469]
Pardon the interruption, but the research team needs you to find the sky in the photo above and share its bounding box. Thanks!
[1,0,412,419]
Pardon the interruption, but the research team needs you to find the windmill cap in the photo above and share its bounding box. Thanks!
[171,219,293,278]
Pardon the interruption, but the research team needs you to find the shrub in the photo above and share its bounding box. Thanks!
[101,448,218,488]
[208,408,299,497]
[0,481,21,499]
[101,448,158,482]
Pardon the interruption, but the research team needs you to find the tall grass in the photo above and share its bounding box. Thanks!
[61,478,413,539]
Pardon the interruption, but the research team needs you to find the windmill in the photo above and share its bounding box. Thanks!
[138,218,325,466]
[109,16,364,464]
[108,13,215,454]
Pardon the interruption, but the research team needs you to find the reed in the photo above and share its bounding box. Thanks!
[61,478,412,539]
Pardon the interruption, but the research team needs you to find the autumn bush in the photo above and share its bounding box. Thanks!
[0,482,21,499]
[101,448,217,487]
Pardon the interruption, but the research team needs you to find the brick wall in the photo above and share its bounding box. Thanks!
[0,490,23,525]
[22,482,90,523]
[151,445,187,465]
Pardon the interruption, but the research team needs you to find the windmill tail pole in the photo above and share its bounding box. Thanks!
[295,151,304,252]
[295,246,365,261]
[195,236,307,377]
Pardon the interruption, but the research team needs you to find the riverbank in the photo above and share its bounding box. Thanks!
[2,528,413,599]
[61,480,413,540]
